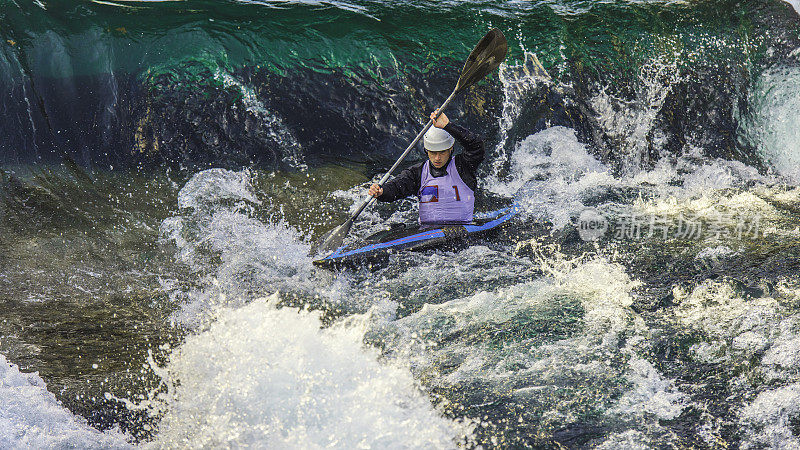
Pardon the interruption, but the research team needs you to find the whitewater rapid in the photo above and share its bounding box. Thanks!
[2,5,800,445]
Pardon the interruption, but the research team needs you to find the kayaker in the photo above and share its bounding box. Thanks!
[368,111,485,225]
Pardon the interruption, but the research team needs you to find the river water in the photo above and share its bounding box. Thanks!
[1,0,800,448]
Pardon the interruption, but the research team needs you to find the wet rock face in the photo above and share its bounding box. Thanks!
[132,71,283,171]
[0,62,764,175]
[2,11,799,176]
[1,61,505,173]
[551,57,763,174]
[134,63,505,173]
[0,72,136,169]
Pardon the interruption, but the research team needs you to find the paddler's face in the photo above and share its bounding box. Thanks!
[426,148,452,169]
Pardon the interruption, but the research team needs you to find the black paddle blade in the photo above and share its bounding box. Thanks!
[309,217,353,256]
[455,28,509,93]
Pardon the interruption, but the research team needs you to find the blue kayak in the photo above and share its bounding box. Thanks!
[313,204,518,269]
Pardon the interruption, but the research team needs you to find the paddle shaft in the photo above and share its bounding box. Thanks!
[347,89,458,221]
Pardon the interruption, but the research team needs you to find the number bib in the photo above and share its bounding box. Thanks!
[418,157,474,225]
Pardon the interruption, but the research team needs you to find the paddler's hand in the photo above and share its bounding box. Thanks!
[369,183,383,198]
[430,110,449,128]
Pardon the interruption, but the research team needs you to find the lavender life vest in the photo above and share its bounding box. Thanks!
[418,157,475,225]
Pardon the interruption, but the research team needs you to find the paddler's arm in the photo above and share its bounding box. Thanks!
[446,123,485,192]
[370,162,423,202]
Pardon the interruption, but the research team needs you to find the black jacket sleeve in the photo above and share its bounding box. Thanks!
[376,161,424,202]
[446,123,485,192]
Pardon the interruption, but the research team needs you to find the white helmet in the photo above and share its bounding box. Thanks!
[423,127,455,152]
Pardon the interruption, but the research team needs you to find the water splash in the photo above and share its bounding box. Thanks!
[213,69,307,169]
[160,168,317,325]
[590,45,683,173]
[0,354,131,449]
[741,65,800,180]
[143,294,474,449]
[486,125,613,228]
[490,51,555,181]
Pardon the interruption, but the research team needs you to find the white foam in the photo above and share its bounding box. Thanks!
[590,48,681,174]
[144,294,472,449]
[762,334,800,368]
[740,383,800,449]
[161,168,321,325]
[676,281,780,362]
[370,252,687,443]
[681,158,762,194]
[347,244,537,315]
[163,209,315,325]
[492,51,553,178]
[649,275,800,448]
[609,358,686,421]
[488,47,775,240]
[670,280,800,447]
[379,252,642,360]
[695,245,735,260]
[741,65,800,181]
[484,120,770,237]
[485,126,614,229]
[0,354,130,449]
[681,163,736,192]
[595,430,652,450]
[152,169,481,447]
[176,168,260,211]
